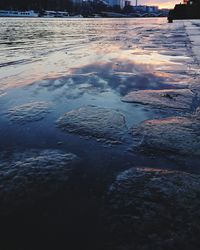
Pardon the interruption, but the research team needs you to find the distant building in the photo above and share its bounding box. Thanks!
[125,0,131,6]
[133,5,158,13]
[147,6,158,12]
[107,0,125,8]
[71,0,83,6]
[133,5,146,12]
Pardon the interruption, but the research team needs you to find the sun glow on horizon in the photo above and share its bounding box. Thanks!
[156,1,181,8]
[132,0,181,9]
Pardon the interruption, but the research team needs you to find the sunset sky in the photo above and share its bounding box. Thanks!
[134,0,181,8]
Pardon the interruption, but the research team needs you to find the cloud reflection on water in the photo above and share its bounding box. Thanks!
[33,56,191,100]
[0,18,193,97]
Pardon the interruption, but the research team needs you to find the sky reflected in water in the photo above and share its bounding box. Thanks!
[0,17,198,173]
[0,18,192,92]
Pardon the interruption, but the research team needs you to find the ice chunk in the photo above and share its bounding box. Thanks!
[57,106,127,144]
[0,149,79,215]
[122,89,194,110]
[133,114,200,156]
[6,101,50,123]
[105,167,200,249]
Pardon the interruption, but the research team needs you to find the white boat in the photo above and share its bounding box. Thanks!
[41,10,69,18]
[0,10,38,17]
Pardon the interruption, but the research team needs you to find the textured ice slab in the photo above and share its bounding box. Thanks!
[0,90,5,97]
[133,113,200,156]
[184,20,200,64]
[105,167,200,250]
[0,149,78,215]
[6,101,50,123]
[122,89,194,110]
[57,106,127,143]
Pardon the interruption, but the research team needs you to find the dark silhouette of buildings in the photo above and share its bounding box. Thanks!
[0,0,73,11]
[169,0,200,19]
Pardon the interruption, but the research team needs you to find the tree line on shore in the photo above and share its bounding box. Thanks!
[0,0,73,11]
[0,0,128,15]
[0,0,147,16]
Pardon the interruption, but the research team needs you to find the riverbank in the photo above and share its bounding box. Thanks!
[185,20,200,64]
[131,20,200,157]
[0,18,200,250]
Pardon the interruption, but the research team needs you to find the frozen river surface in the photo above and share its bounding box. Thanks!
[0,18,199,170]
[0,18,200,250]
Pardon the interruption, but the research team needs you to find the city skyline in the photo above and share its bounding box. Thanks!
[130,0,180,8]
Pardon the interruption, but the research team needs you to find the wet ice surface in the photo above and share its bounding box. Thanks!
[57,106,127,144]
[0,18,200,249]
[0,149,78,216]
[0,18,198,157]
[105,168,200,250]
[185,20,200,64]
[6,101,50,123]
[133,113,200,156]
[122,89,194,110]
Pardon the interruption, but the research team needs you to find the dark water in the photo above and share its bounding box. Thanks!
[0,18,199,249]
